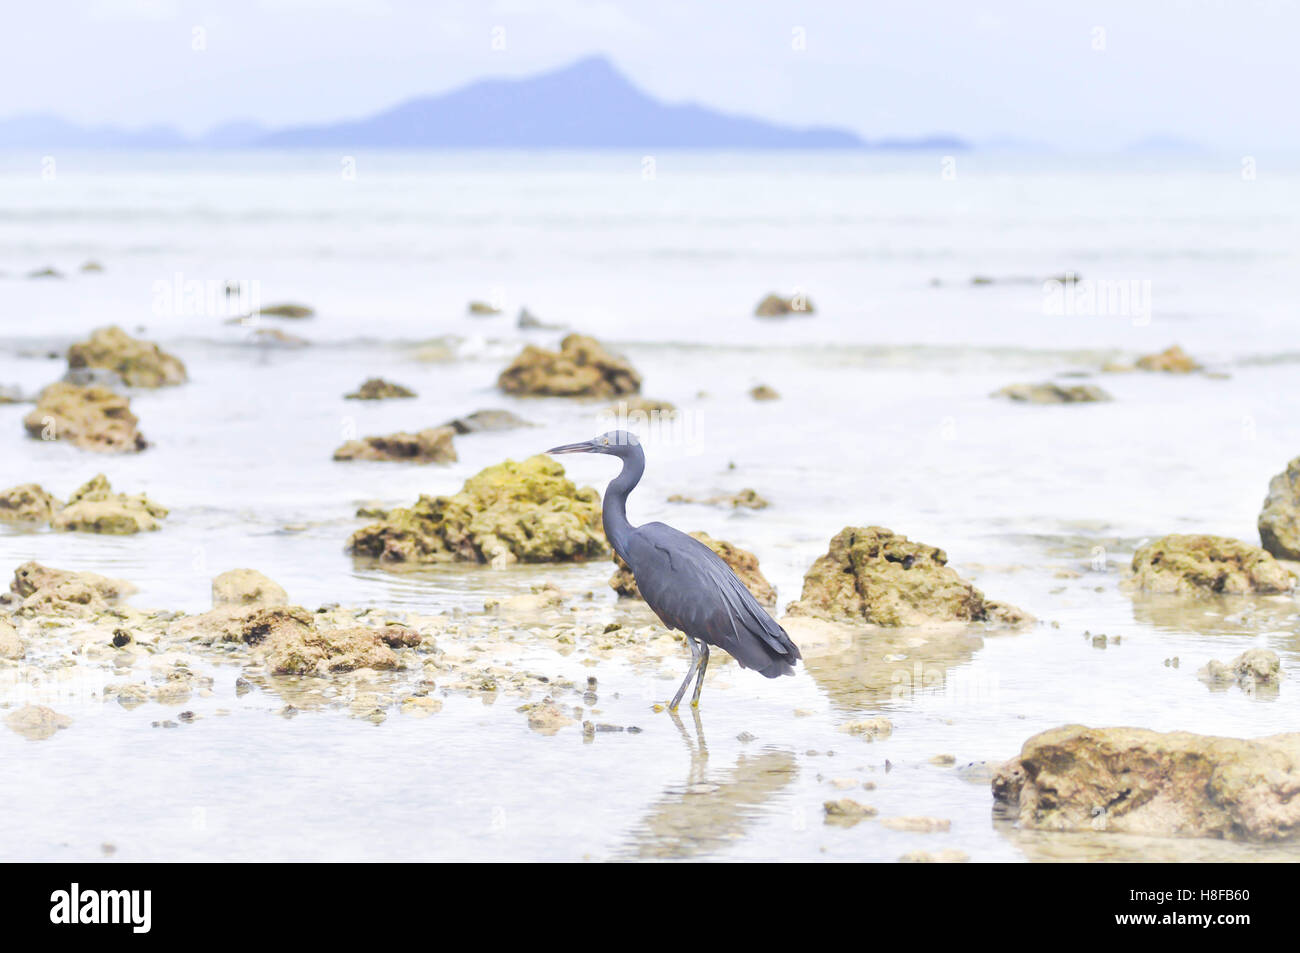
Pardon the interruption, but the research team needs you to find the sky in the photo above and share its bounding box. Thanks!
[2,0,1297,150]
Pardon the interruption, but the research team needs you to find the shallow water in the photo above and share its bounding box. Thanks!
[1,151,1298,861]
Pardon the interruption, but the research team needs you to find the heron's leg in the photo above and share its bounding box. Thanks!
[690,644,710,708]
[667,638,701,711]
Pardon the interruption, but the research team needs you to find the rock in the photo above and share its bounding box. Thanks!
[344,378,416,400]
[80,260,104,273]
[400,695,443,717]
[11,561,134,601]
[0,385,23,404]
[0,619,24,659]
[880,816,951,833]
[27,267,62,279]
[256,303,314,319]
[755,292,815,317]
[787,526,1030,626]
[333,426,457,464]
[667,488,769,510]
[1199,648,1281,690]
[23,382,147,453]
[211,569,288,608]
[50,474,167,533]
[899,850,969,863]
[498,334,641,398]
[347,455,607,565]
[441,409,533,434]
[841,717,893,741]
[749,384,780,401]
[823,799,878,822]
[524,702,575,734]
[265,624,408,675]
[992,382,1112,404]
[993,724,1300,840]
[6,705,72,740]
[1128,534,1295,595]
[177,604,315,645]
[468,300,501,316]
[10,561,136,616]
[609,531,776,606]
[0,483,61,522]
[66,325,187,387]
[1136,344,1200,373]
[1258,456,1300,560]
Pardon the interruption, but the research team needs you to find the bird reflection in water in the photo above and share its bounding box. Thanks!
[617,709,798,860]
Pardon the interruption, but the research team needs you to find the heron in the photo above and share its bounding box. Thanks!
[548,430,801,710]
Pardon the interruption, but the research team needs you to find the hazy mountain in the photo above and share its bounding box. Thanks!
[257,57,870,149]
[0,114,187,149]
[0,56,968,151]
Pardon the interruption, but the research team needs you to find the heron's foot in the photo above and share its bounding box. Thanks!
[652,702,667,713]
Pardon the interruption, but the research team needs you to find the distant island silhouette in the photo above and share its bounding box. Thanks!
[0,56,966,151]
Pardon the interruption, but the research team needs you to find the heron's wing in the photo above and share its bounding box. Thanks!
[626,523,800,677]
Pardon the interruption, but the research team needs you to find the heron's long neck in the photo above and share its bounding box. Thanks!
[602,447,644,559]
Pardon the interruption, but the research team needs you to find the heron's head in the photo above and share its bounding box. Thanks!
[547,430,640,457]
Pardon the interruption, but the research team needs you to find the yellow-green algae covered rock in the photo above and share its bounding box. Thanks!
[50,474,167,534]
[347,455,607,565]
[786,526,1029,626]
[1129,534,1295,595]
[67,325,187,387]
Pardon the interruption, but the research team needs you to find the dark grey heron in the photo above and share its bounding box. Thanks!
[548,430,800,710]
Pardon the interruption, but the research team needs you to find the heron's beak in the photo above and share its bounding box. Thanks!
[547,440,597,454]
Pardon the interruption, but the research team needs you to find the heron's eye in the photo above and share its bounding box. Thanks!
[602,438,609,445]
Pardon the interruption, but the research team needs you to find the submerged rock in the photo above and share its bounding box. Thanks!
[755,292,815,317]
[749,384,780,401]
[23,382,147,453]
[265,624,414,676]
[992,382,1112,404]
[441,409,533,434]
[786,526,1029,626]
[345,378,416,400]
[517,307,563,330]
[1128,534,1296,595]
[498,334,641,398]
[993,724,1300,840]
[66,325,187,388]
[0,483,61,522]
[467,300,501,316]
[347,455,607,565]
[823,799,878,823]
[6,705,72,741]
[610,531,776,606]
[1135,344,1201,373]
[1258,456,1300,560]
[212,569,288,608]
[50,474,167,533]
[667,488,769,510]
[333,426,458,464]
[251,327,309,348]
